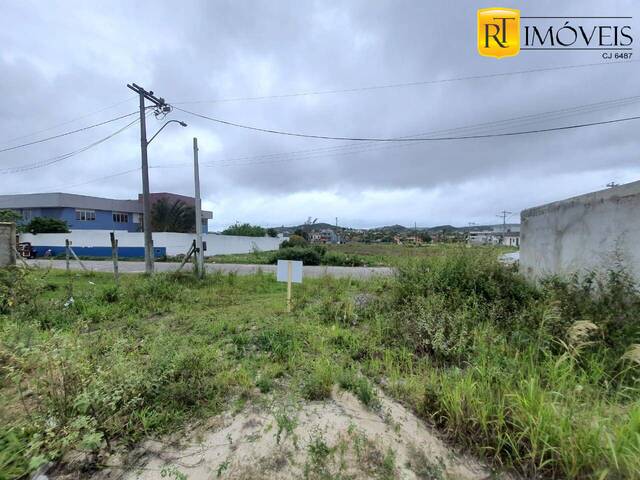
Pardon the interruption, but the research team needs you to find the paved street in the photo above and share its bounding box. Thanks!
[26,259,394,279]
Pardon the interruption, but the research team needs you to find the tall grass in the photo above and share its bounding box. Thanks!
[2,250,640,479]
[376,250,640,478]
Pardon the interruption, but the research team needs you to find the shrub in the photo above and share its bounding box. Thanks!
[24,217,69,234]
[222,223,265,237]
[321,251,367,267]
[388,249,537,362]
[269,247,322,266]
[280,234,308,248]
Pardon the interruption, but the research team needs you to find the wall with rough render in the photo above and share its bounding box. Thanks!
[520,180,640,283]
[0,222,16,267]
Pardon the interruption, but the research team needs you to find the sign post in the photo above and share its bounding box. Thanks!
[277,260,303,313]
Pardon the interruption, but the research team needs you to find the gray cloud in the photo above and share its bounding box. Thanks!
[1,0,638,229]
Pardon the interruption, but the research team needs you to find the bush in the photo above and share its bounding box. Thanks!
[269,247,322,265]
[280,234,308,248]
[321,251,367,267]
[221,223,265,237]
[24,217,69,234]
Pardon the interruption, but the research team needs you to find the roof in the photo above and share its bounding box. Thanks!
[0,193,141,212]
[0,192,213,219]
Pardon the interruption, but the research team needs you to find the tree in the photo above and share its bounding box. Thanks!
[25,217,69,234]
[221,223,266,237]
[0,210,21,223]
[280,234,308,248]
[151,199,196,233]
[293,228,309,241]
[267,228,278,238]
[419,232,432,243]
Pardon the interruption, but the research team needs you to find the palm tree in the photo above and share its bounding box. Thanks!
[150,198,196,233]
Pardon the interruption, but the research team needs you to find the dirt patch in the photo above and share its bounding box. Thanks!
[85,388,493,480]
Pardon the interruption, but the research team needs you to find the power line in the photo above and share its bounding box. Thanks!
[0,117,140,175]
[0,111,139,154]
[175,106,640,143]
[6,168,143,195]
[64,168,141,190]
[2,96,136,145]
[197,94,640,167]
[149,95,640,171]
[173,60,637,105]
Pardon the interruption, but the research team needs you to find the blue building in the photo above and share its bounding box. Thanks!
[0,192,212,232]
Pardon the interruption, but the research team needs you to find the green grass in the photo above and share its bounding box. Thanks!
[207,243,515,267]
[1,249,639,479]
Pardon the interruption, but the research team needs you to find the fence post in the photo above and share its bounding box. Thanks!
[65,239,70,274]
[110,232,119,285]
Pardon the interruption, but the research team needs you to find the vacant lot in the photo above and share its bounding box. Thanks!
[208,242,514,267]
[1,248,639,479]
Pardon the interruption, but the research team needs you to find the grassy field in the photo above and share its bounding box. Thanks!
[207,242,515,267]
[1,248,639,479]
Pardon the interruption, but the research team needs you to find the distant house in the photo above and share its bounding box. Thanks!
[503,231,520,247]
[310,228,340,244]
[0,192,212,232]
[468,230,520,247]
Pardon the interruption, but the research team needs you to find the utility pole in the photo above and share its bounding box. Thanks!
[126,83,170,274]
[496,211,512,244]
[193,137,204,279]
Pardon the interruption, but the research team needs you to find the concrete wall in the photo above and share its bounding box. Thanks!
[19,230,284,257]
[520,181,640,282]
[0,222,16,267]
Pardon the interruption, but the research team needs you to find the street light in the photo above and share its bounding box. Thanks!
[140,118,187,274]
[147,120,188,146]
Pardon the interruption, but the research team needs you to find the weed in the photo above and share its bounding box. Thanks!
[160,464,188,479]
[274,409,298,448]
[216,458,230,477]
[302,358,335,401]
[338,369,379,409]
[407,445,446,480]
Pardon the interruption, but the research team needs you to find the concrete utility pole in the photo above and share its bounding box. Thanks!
[126,83,171,274]
[193,137,204,279]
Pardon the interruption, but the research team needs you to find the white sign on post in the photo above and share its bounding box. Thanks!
[276,260,303,283]
[277,260,303,312]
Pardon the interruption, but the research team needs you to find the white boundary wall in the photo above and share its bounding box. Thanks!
[520,181,640,283]
[19,230,284,257]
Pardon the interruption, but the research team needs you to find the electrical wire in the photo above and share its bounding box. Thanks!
[0,111,139,154]
[2,96,136,146]
[198,94,640,167]
[0,117,140,175]
[173,60,637,105]
[148,95,640,171]
[174,105,640,143]
[6,168,143,195]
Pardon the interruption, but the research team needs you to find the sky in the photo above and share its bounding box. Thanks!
[1,0,639,230]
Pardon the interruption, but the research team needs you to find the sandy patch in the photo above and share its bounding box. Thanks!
[85,388,493,480]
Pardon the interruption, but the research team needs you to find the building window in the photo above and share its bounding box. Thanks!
[112,212,129,223]
[75,209,96,221]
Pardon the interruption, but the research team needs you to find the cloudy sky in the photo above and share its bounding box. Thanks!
[2,0,639,230]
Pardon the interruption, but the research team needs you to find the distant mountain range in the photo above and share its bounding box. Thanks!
[273,223,520,234]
